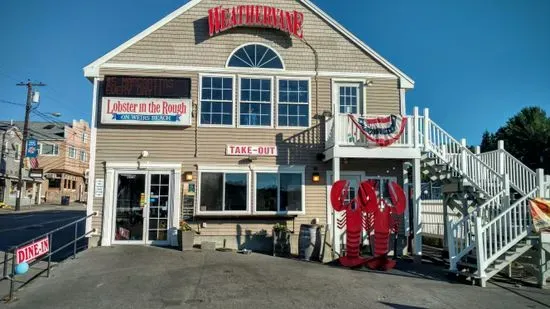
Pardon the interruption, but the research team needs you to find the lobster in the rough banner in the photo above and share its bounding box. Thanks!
[330,179,406,270]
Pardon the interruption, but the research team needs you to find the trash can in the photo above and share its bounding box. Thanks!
[61,196,70,205]
[298,224,322,261]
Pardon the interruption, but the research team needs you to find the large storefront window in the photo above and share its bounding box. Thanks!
[200,76,234,126]
[278,79,309,127]
[255,172,303,213]
[239,77,272,127]
[199,172,248,212]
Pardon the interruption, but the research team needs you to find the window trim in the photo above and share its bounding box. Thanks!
[331,78,367,116]
[275,76,312,129]
[14,144,21,161]
[68,146,77,159]
[253,166,305,215]
[237,75,275,129]
[80,150,87,162]
[82,132,88,144]
[225,42,286,70]
[38,142,59,156]
[198,73,236,128]
[196,167,251,216]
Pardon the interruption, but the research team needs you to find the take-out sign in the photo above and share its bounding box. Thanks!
[226,145,278,156]
[16,237,50,264]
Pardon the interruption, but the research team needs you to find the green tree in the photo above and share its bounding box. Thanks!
[480,130,497,152]
[484,107,550,172]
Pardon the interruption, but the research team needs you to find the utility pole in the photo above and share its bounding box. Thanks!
[15,80,46,211]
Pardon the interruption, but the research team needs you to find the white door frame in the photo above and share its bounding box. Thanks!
[111,170,149,245]
[332,79,367,116]
[101,162,181,247]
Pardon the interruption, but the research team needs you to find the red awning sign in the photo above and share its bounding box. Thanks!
[16,237,50,264]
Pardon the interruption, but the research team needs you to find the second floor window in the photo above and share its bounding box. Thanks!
[239,77,272,127]
[14,144,21,160]
[200,76,233,126]
[80,151,87,162]
[278,79,309,127]
[68,146,76,159]
[39,143,59,156]
[82,133,88,144]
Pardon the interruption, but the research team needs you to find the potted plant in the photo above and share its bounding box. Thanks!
[272,223,291,257]
[178,220,195,251]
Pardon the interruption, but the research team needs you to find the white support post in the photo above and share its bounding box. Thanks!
[475,215,487,287]
[402,162,410,256]
[412,158,422,262]
[498,140,505,175]
[536,169,545,197]
[460,138,468,174]
[503,174,511,208]
[333,112,340,146]
[332,157,341,259]
[413,107,419,148]
[475,146,481,155]
[423,108,430,150]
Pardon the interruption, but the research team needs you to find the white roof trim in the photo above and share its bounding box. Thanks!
[83,0,414,89]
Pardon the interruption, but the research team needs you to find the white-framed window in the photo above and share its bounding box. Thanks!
[14,144,21,161]
[254,170,304,214]
[199,75,234,126]
[38,143,59,156]
[198,170,250,214]
[68,146,76,159]
[277,78,310,128]
[80,150,87,162]
[226,43,284,69]
[238,76,273,127]
[82,132,88,144]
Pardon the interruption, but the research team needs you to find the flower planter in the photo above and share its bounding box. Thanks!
[272,229,291,257]
[178,230,195,251]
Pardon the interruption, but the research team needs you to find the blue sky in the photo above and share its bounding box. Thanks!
[0,0,548,144]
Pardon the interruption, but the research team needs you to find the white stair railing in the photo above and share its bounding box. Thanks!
[475,188,538,276]
[447,190,507,271]
[423,118,504,197]
[477,143,537,195]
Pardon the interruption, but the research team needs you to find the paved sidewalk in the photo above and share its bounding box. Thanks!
[0,203,86,215]
[4,246,550,309]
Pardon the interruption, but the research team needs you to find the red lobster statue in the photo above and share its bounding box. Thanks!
[330,180,406,270]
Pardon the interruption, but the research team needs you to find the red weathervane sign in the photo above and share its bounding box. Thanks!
[208,5,304,39]
[330,179,406,270]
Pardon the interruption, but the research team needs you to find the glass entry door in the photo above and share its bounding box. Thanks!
[114,173,146,243]
[113,171,171,245]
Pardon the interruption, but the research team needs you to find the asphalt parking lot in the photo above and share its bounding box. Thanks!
[5,245,550,309]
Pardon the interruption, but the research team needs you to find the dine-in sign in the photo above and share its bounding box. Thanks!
[16,237,50,264]
[226,145,278,156]
[208,5,304,39]
[101,97,192,126]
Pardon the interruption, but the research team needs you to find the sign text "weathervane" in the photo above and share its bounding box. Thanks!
[208,5,304,39]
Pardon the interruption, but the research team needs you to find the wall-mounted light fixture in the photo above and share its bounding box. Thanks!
[312,167,320,183]
[184,171,193,181]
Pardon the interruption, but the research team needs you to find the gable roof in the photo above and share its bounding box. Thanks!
[83,0,414,88]
[9,121,67,141]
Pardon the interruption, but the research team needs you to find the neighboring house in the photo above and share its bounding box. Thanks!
[11,120,90,204]
[0,123,42,206]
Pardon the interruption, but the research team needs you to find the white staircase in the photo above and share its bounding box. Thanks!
[415,107,548,287]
